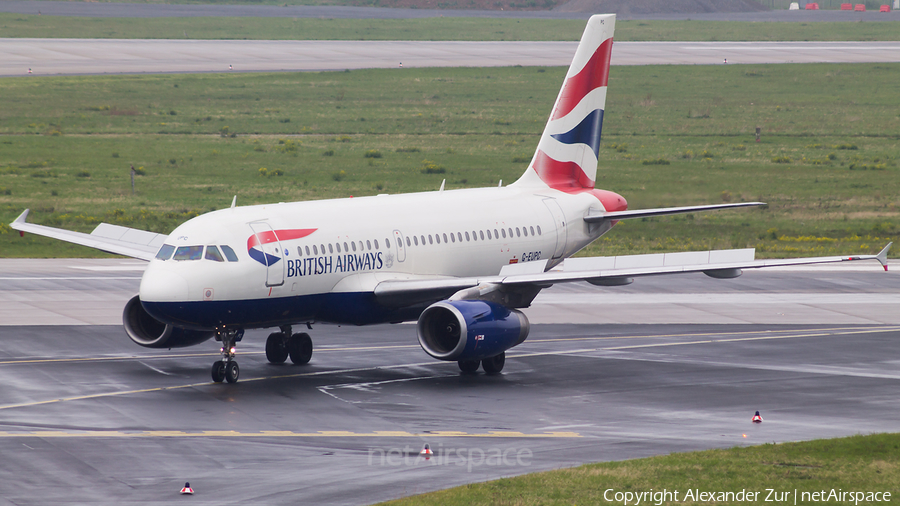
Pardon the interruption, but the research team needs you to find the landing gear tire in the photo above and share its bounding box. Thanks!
[266,332,289,364]
[288,332,313,365]
[224,361,240,383]
[482,352,505,375]
[211,360,226,383]
[212,328,242,383]
[458,359,480,373]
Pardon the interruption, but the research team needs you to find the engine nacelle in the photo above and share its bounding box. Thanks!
[416,300,530,361]
[123,295,215,349]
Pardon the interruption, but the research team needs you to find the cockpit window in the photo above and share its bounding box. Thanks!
[205,245,225,262]
[220,245,239,262]
[173,246,204,261]
[155,244,175,261]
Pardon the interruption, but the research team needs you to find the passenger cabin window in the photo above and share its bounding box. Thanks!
[386,238,391,248]
[351,242,357,252]
[450,233,455,243]
[435,234,440,244]
[465,232,470,241]
[414,236,419,246]
[329,243,334,254]
[205,246,225,262]
[487,230,492,240]
[313,245,318,255]
[537,226,542,235]
[502,229,507,239]
[406,237,411,247]
[366,240,372,250]
[336,243,341,253]
[428,235,433,245]
[155,244,175,261]
[173,246,203,261]
[221,245,239,262]
[530,226,536,235]
[480,231,485,240]
[375,239,380,249]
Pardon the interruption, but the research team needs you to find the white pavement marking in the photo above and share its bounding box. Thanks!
[3,39,900,77]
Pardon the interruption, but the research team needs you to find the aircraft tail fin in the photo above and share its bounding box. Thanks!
[512,14,615,192]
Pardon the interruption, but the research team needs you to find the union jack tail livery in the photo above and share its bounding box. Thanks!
[513,14,615,193]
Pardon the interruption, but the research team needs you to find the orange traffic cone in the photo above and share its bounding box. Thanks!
[752,411,763,423]
[180,482,194,494]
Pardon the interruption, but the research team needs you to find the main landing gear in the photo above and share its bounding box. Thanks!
[265,325,313,365]
[458,351,505,374]
[211,328,244,384]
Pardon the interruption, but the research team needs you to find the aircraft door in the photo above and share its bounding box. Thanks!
[248,221,286,287]
[393,230,407,263]
[542,198,567,259]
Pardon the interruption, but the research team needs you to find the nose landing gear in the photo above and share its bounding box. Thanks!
[211,328,244,383]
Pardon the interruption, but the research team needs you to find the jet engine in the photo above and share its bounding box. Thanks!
[123,295,215,348]
[416,300,529,361]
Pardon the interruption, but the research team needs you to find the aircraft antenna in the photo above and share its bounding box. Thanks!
[230,196,237,209]
[439,179,445,192]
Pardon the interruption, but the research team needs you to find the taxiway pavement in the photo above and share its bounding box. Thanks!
[4,39,900,77]
[0,259,898,504]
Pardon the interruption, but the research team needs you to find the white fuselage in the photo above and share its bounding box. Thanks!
[139,185,618,329]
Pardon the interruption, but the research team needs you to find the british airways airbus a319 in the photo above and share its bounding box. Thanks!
[11,14,890,383]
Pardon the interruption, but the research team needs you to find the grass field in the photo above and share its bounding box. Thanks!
[377,433,900,506]
[2,14,900,41]
[1,63,898,258]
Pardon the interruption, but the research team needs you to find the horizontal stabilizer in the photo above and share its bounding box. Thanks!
[10,209,165,261]
[585,202,765,223]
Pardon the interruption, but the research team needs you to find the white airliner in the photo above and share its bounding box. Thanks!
[11,14,890,384]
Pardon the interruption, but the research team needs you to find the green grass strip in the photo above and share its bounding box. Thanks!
[379,433,900,506]
[1,14,899,40]
[1,64,897,258]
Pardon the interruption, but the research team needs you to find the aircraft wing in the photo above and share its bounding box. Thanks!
[374,244,891,308]
[9,209,166,261]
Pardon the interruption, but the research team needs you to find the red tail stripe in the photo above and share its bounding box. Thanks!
[551,38,613,121]
[532,150,594,192]
[248,228,317,249]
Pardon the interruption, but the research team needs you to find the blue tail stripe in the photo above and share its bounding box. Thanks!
[550,109,604,158]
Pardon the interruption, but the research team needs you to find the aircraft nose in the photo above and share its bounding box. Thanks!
[139,264,190,302]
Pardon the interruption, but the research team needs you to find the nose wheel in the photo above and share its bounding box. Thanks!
[211,328,243,383]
